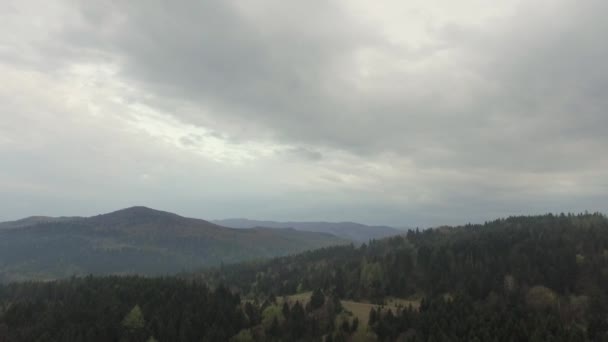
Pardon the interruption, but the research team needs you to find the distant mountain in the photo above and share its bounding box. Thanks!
[213,218,404,242]
[0,207,346,282]
[0,216,80,230]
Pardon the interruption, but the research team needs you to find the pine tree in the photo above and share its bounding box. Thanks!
[310,288,325,310]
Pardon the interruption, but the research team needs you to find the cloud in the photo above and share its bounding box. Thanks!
[0,0,607,226]
[55,1,607,164]
[282,147,323,162]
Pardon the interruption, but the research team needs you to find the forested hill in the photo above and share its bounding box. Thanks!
[0,216,80,230]
[213,219,404,243]
[3,213,608,341]
[0,207,346,282]
[203,213,608,299]
[197,213,608,340]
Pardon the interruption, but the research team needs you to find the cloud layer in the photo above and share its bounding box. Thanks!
[1,0,607,226]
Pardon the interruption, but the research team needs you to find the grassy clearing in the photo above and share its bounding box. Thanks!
[280,291,312,304]
[340,299,419,340]
[340,300,418,328]
[281,292,420,329]
[249,292,420,341]
[385,297,420,310]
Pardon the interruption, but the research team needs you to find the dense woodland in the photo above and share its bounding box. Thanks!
[0,277,346,342]
[204,213,607,297]
[2,213,608,341]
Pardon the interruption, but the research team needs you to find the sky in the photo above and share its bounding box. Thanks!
[1,0,607,227]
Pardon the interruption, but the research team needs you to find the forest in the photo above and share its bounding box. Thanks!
[2,213,608,341]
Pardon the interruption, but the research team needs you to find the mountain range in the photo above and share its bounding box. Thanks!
[0,206,347,282]
[213,218,404,242]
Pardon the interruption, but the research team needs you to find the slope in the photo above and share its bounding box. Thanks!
[0,207,347,282]
[0,216,80,230]
[198,213,608,340]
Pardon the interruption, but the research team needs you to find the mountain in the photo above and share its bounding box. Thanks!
[0,207,347,282]
[213,218,404,242]
[0,215,80,230]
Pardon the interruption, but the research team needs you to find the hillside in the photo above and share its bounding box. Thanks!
[3,213,608,341]
[205,213,608,299]
[198,213,608,340]
[0,216,80,230]
[213,218,403,242]
[0,207,347,282]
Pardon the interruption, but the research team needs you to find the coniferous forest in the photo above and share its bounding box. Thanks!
[2,213,608,341]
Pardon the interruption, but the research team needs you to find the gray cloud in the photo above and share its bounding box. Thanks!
[57,1,608,168]
[282,147,323,162]
[0,0,607,226]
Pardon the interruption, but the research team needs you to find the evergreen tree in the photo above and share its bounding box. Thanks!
[310,288,325,310]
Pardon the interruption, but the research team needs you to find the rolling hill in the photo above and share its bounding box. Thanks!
[213,218,403,242]
[0,215,80,230]
[0,206,347,282]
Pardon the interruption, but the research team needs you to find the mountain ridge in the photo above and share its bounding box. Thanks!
[0,215,82,230]
[0,206,347,282]
[213,218,404,242]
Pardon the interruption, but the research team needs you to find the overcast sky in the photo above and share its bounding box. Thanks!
[1,0,607,227]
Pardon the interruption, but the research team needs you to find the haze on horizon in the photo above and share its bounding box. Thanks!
[1,0,607,227]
